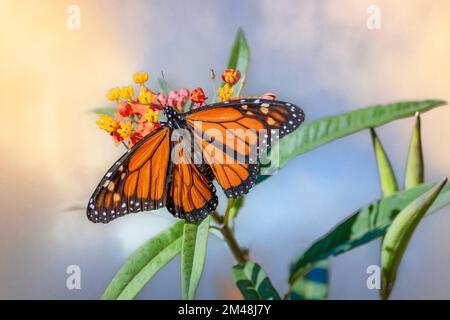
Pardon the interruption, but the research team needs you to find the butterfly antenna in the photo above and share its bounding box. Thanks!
[210,68,217,94]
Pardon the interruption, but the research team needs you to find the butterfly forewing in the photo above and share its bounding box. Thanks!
[87,126,171,223]
[185,99,304,198]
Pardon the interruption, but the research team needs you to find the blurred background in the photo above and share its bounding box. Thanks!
[1,0,450,299]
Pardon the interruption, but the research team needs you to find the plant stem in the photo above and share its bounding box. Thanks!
[211,211,247,265]
[223,199,234,226]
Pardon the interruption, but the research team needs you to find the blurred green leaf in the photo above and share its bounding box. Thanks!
[258,100,446,184]
[225,27,250,93]
[101,221,184,300]
[381,178,447,299]
[224,196,245,229]
[289,181,450,284]
[92,106,116,117]
[232,261,281,300]
[370,128,399,197]
[404,113,424,189]
[181,217,210,300]
[157,78,172,95]
[287,260,329,300]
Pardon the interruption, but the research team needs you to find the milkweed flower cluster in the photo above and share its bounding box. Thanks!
[96,72,165,148]
[96,69,274,147]
[218,69,241,101]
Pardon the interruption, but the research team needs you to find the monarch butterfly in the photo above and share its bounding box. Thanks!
[87,99,305,223]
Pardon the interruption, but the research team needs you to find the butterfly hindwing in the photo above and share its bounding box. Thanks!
[87,126,171,223]
[166,131,218,221]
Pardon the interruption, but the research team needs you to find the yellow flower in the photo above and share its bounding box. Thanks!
[133,72,149,85]
[96,114,119,133]
[106,87,121,101]
[218,84,234,101]
[119,85,134,100]
[138,89,154,104]
[117,122,133,138]
[145,109,159,124]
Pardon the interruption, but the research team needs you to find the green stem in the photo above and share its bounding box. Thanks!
[223,199,234,226]
[211,212,247,265]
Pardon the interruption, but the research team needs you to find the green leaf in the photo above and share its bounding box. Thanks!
[224,27,250,93]
[258,100,446,183]
[101,221,184,300]
[381,178,447,299]
[157,78,172,95]
[181,217,211,300]
[404,113,424,189]
[224,196,245,229]
[370,128,399,197]
[232,261,281,300]
[289,181,450,284]
[92,106,117,117]
[287,260,329,300]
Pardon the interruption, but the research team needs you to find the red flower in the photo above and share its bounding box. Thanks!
[190,87,207,103]
[117,102,134,118]
[221,69,241,86]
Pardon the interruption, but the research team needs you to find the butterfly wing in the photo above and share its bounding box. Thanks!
[166,130,218,221]
[185,99,304,198]
[87,126,171,223]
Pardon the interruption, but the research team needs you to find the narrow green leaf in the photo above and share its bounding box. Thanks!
[101,221,184,300]
[404,113,424,189]
[258,100,446,184]
[157,78,172,95]
[224,27,250,93]
[92,106,117,117]
[224,196,245,229]
[181,216,210,300]
[370,128,399,197]
[232,261,281,300]
[381,178,447,299]
[289,181,450,284]
[287,260,329,300]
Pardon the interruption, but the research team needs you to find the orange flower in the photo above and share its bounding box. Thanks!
[190,87,207,103]
[136,121,160,138]
[221,69,241,86]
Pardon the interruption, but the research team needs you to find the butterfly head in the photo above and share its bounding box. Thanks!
[163,105,184,128]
